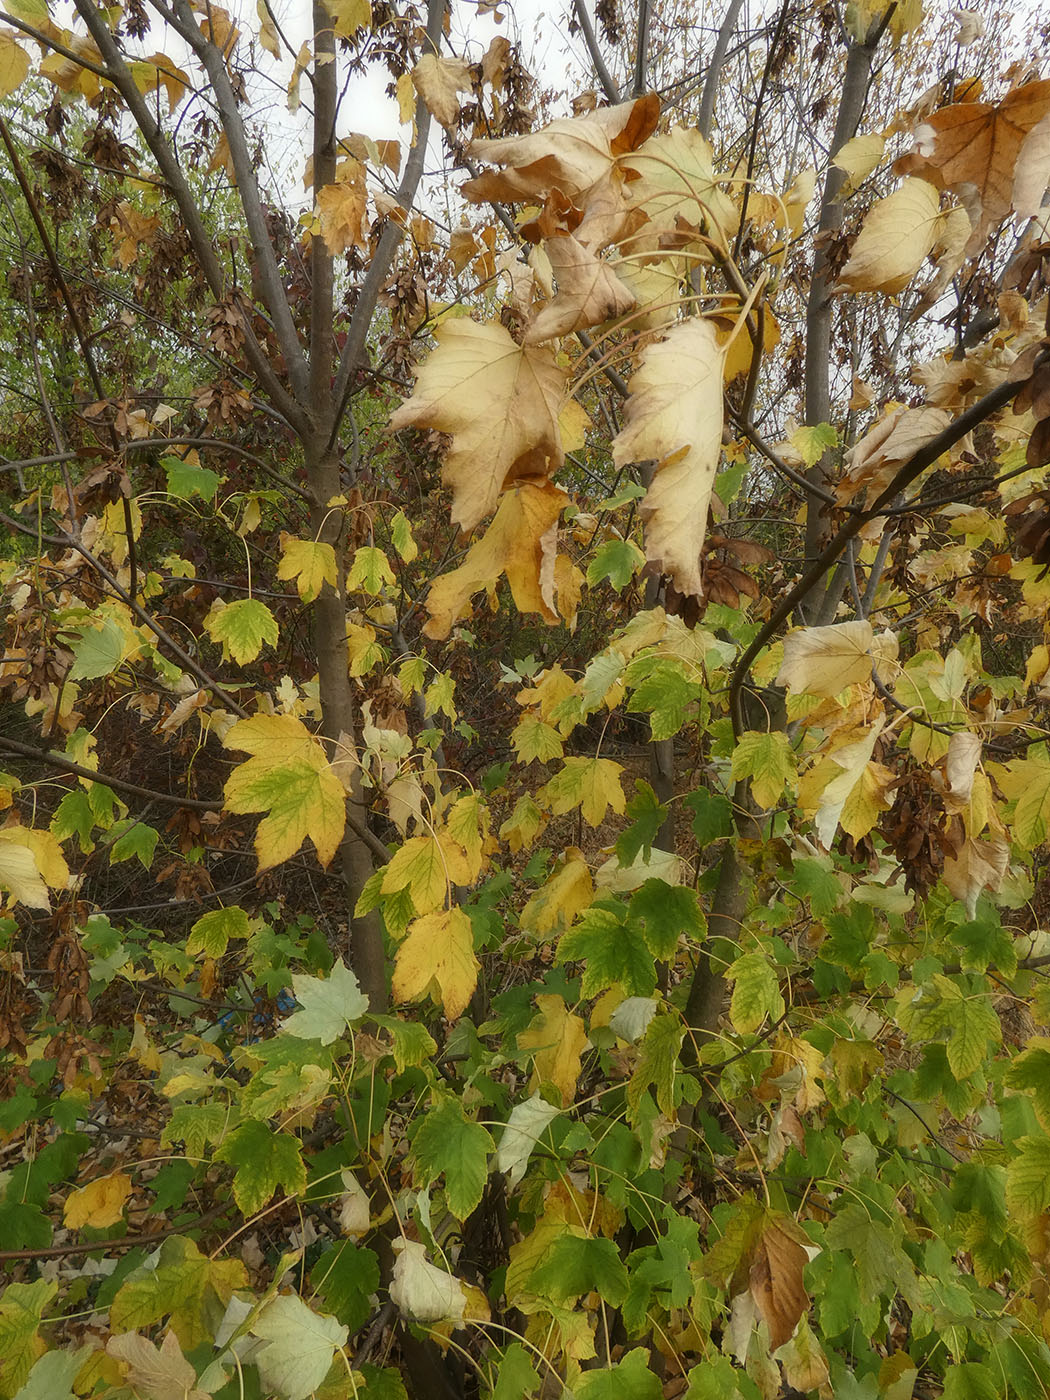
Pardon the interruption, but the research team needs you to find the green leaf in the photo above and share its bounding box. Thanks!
[309,1242,380,1331]
[370,1014,438,1073]
[559,904,657,998]
[68,616,126,680]
[789,421,839,466]
[412,1098,494,1220]
[629,880,704,959]
[109,819,159,869]
[684,786,732,844]
[730,730,795,809]
[282,959,369,1044]
[1006,1135,1050,1220]
[0,1202,51,1252]
[110,1235,245,1349]
[215,1121,307,1216]
[50,790,95,853]
[347,545,396,594]
[10,1346,92,1400]
[1006,1042,1050,1130]
[945,990,1000,1080]
[491,1341,540,1400]
[627,1013,685,1121]
[161,454,222,501]
[627,656,700,739]
[528,1233,629,1306]
[575,1349,663,1400]
[162,1103,230,1159]
[941,1363,998,1400]
[390,510,418,562]
[616,782,668,867]
[726,951,784,1033]
[685,1354,761,1398]
[187,905,250,958]
[205,598,278,665]
[0,1280,56,1399]
[823,1203,914,1306]
[789,856,842,916]
[586,538,645,591]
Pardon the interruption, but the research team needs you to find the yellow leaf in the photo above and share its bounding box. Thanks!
[390,319,568,533]
[277,533,338,603]
[223,715,345,869]
[128,52,188,111]
[18,828,69,892]
[832,132,886,190]
[316,163,367,255]
[424,482,567,641]
[835,179,942,294]
[520,852,594,937]
[799,720,885,848]
[64,1173,133,1230]
[411,53,471,128]
[0,32,30,98]
[393,908,478,1019]
[382,833,473,914]
[0,830,50,909]
[540,756,626,827]
[518,994,588,1106]
[776,620,895,698]
[620,122,738,244]
[395,70,416,126]
[444,795,492,883]
[612,319,727,598]
[324,0,371,37]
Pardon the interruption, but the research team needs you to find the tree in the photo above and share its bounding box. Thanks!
[2,0,1050,1396]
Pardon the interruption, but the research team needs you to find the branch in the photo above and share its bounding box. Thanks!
[71,0,307,432]
[632,0,651,98]
[0,1202,228,1262]
[327,0,448,449]
[698,0,746,138]
[0,734,219,809]
[572,0,619,103]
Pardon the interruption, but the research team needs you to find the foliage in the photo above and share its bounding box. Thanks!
[2,0,1050,1398]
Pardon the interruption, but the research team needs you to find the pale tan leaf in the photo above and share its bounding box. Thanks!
[944,731,982,813]
[390,1240,468,1324]
[777,621,885,697]
[423,482,567,640]
[951,8,985,45]
[612,318,726,597]
[389,320,567,532]
[834,179,943,294]
[620,123,738,244]
[411,53,471,128]
[943,832,1009,918]
[523,233,636,343]
[107,1330,210,1400]
[838,405,952,504]
[256,0,280,58]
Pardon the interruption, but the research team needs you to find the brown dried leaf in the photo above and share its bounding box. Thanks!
[523,233,635,342]
[748,1217,810,1351]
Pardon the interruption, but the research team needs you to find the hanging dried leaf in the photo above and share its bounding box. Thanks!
[411,53,472,128]
[834,179,943,294]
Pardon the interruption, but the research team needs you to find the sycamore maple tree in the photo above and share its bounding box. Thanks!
[3,0,1050,1396]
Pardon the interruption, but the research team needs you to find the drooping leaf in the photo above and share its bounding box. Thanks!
[412,1098,494,1219]
[281,959,369,1044]
[250,1294,349,1400]
[390,320,567,532]
[389,1240,467,1324]
[204,597,278,665]
[612,318,727,597]
[410,53,471,128]
[214,1121,306,1216]
[496,1094,560,1186]
[392,907,478,1020]
[518,993,588,1106]
[834,179,943,294]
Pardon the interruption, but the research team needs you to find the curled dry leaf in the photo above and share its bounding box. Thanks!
[896,79,1050,253]
[523,233,636,342]
[612,318,726,598]
[834,179,943,295]
[748,1216,810,1351]
[838,405,953,504]
[389,1239,468,1324]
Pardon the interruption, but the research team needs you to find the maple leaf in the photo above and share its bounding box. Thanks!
[204,597,278,665]
[411,53,471,128]
[832,132,887,190]
[223,714,346,869]
[106,1331,210,1400]
[518,993,589,1106]
[943,833,1010,919]
[281,959,369,1043]
[412,1097,494,1218]
[390,320,567,532]
[612,318,726,597]
[896,79,1050,252]
[497,1094,560,1186]
[316,165,368,255]
[621,124,738,244]
[214,1121,306,1216]
[730,731,795,810]
[278,533,339,603]
[777,620,897,697]
[523,233,636,343]
[390,1240,468,1324]
[424,482,568,641]
[748,1215,810,1351]
[250,1294,348,1400]
[539,755,626,826]
[381,831,473,914]
[63,1172,132,1229]
[462,95,659,209]
[0,33,29,98]
[838,405,952,505]
[834,179,943,294]
[392,908,479,1020]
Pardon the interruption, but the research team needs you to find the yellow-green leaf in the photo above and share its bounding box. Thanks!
[204,598,278,665]
[392,908,478,1019]
[277,534,338,604]
[224,714,345,869]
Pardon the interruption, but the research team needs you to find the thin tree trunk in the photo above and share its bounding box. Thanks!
[698,0,746,139]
